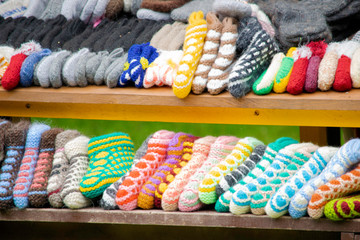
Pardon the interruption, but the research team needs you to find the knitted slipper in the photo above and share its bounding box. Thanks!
[318,43,340,91]
[324,194,360,221]
[48,50,71,88]
[63,49,90,87]
[105,53,128,88]
[273,47,296,93]
[0,120,12,163]
[75,51,97,87]
[86,51,109,85]
[35,53,56,88]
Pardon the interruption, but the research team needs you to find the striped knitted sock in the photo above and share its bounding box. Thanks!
[253,52,285,95]
[217,137,298,213]
[0,121,30,209]
[252,145,318,215]
[162,136,217,211]
[308,163,360,219]
[206,16,238,95]
[288,138,360,219]
[199,137,263,205]
[228,30,278,98]
[273,48,296,93]
[265,147,338,218]
[13,123,51,209]
[173,11,207,99]
[28,128,63,207]
[47,130,81,208]
[192,12,222,95]
[324,194,360,221]
[100,134,152,210]
[155,136,199,209]
[61,136,92,209]
[178,136,239,212]
[138,132,193,210]
[0,120,12,163]
[318,43,339,91]
[80,133,135,199]
[116,130,175,211]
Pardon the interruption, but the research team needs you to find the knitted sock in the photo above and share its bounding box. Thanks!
[162,136,217,211]
[39,0,64,20]
[253,145,319,215]
[192,12,223,95]
[13,123,51,209]
[47,130,81,208]
[140,0,190,13]
[80,133,135,199]
[289,138,360,219]
[0,121,30,209]
[63,48,90,87]
[170,0,214,23]
[153,22,185,51]
[213,0,252,19]
[100,134,152,210]
[118,44,143,87]
[105,53,128,88]
[216,144,266,198]
[206,17,238,95]
[178,136,239,212]
[167,23,188,51]
[249,4,275,38]
[286,45,312,95]
[351,47,360,88]
[150,23,172,49]
[138,132,194,210]
[90,0,110,24]
[75,51,97,87]
[228,30,278,98]
[28,128,63,207]
[265,147,338,218]
[318,43,340,91]
[235,17,263,55]
[304,41,328,93]
[50,19,87,50]
[79,0,98,24]
[199,137,263,205]
[333,40,360,92]
[105,0,124,19]
[137,9,171,21]
[61,136,92,209]
[95,48,124,86]
[116,130,175,211]
[37,52,63,88]
[24,0,48,18]
[273,48,296,93]
[0,46,14,81]
[173,11,207,99]
[253,52,285,95]
[0,120,11,163]
[324,194,360,221]
[19,48,51,87]
[86,51,109,85]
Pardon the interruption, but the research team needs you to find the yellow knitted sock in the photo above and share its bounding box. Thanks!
[273,47,296,93]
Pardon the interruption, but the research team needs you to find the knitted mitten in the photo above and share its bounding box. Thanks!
[264,147,338,218]
[286,46,312,95]
[28,128,63,207]
[0,120,12,163]
[273,48,296,93]
[138,132,194,209]
[13,123,51,209]
[351,47,360,88]
[318,43,339,91]
[0,121,30,209]
[47,130,81,208]
[178,136,239,212]
[289,138,360,219]
[2,41,42,90]
[80,133,135,199]
[162,136,217,211]
[217,137,298,213]
[100,134,152,210]
[253,52,285,95]
[192,12,223,95]
[324,194,360,221]
[199,137,263,205]
[173,11,207,99]
[116,130,175,211]
[228,30,278,98]
[308,163,360,219]
[206,17,238,95]
[61,136,92,209]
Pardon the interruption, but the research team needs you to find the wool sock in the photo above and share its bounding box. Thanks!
[213,0,252,19]
[95,48,124,86]
[61,136,92,209]
[50,19,87,50]
[137,9,171,21]
[28,128,63,207]
[324,194,360,221]
[138,132,194,209]
[24,0,49,18]
[178,136,239,212]
[90,0,110,24]
[79,0,98,24]
[192,12,223,95]
[253,52,285,95]
[249,4,275,38]
[228,30,278,98]
[170,0,214,22]
[351,47,360,88]
[289,138,360,219]
[86,51,109,85]
[318,43,340,91]
[75,51,97,87]
[100,134,152,210]
[206,17,238,95]
[46,51,71,88]
[39,0,64,20]
[265,147,338,218]
[173,11,207,99]
[105,53,128,88]
[235,17,263,55]
[105,0,124,19]
[273,48,296,93]
[80,133,135,199]
[116,130,175,211]
[63,49,91,87]
[0,120,12,163]
[0,46,15,81]
[150,23,172,49]
[167,23,188,51]
[34,53,54,87]
[153,22,185,51]
[0,121,30,209]
[162,136,217,211]
[118,44,143,87]
[199,137,263,205]
[140,0,189,13]
[47,130,81,208]
[13,123,51,209]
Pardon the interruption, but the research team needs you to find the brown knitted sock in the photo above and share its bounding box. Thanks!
[150,23,172,49]
[167,23,187,51]
[0,119,12,163]
[141,0,191,13]
[105,0,124,20]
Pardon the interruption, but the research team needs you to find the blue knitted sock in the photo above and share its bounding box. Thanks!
[118,44,143,87]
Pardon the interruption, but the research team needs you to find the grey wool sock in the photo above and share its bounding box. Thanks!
[49,50,71,88]
[131,0,143,15]
[137,8,171,21]
[40,0,65,20]
[63,48,90,87]
[94,48,124,86]
[90,0,110,24]
[105,53,128,88]
[171,0,215,22]
[300,0,351,19]
[213,0,252,19]
[61,0,87,20]
[24,0,49,18]
[80,0,97,24]
[236,17,263,55]
[75,51,97,87]
[86,51,109,85]
[36,54,57,88]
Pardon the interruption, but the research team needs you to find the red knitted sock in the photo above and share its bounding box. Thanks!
[2,53,27,90]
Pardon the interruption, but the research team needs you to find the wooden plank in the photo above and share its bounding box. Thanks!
[342,232,355,240]
[0,208,360,233]
[300,127,328,146]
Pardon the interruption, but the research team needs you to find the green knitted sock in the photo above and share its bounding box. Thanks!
[324,194,360,221]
